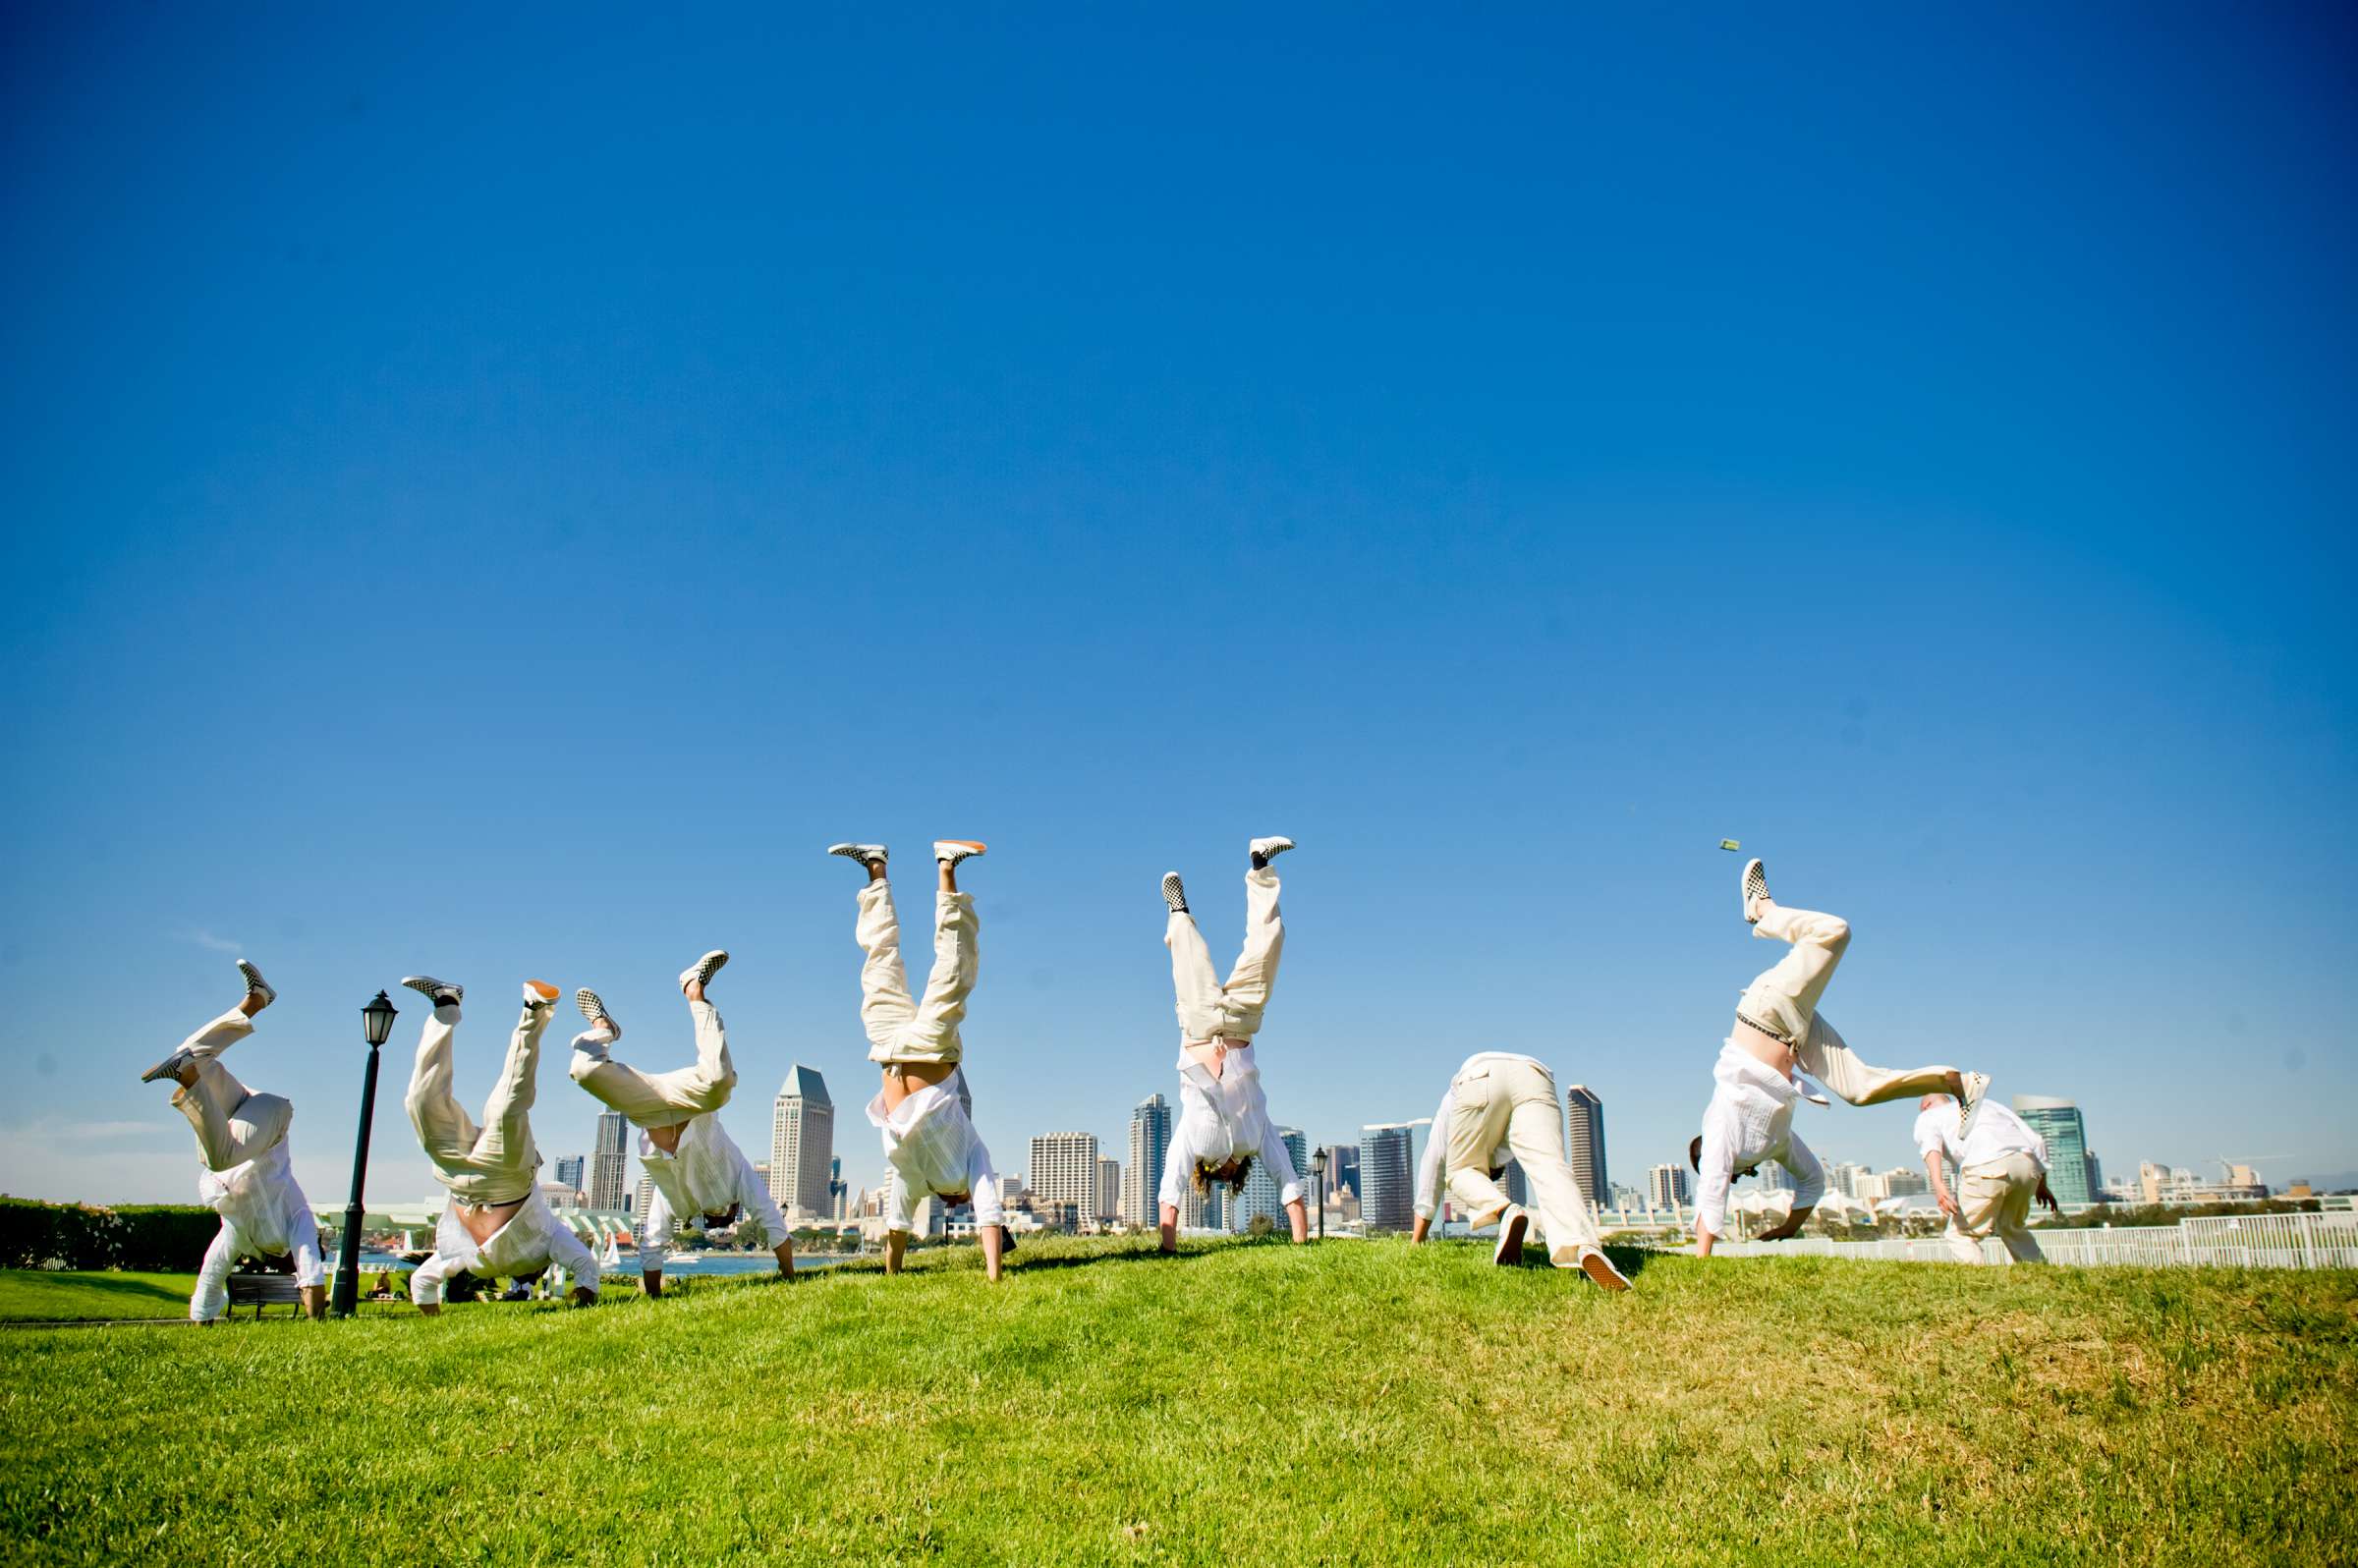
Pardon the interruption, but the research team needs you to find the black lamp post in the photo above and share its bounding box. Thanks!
[1310,1147,1328,1242]
[331,990,399,1318]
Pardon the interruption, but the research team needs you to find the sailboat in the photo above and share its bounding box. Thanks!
[599,1232,623,1268]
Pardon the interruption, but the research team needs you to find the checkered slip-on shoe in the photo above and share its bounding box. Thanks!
[235,959,276,1008]
[1742,858,1770,924]
[402,976,464,1008]
[140,1048,196,1085]
[576,988,617,1032]
[933,840,986,868]
[1249,836,1294,869]
[1956,1071,1993,1142]
[678,951,729,992]
[1161,872,1189,914]
[828,842,887,868]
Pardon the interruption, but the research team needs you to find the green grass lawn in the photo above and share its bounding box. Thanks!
[1,1237,2351,1566]
[0,1270,199,1322]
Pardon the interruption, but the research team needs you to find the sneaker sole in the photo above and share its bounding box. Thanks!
[524,980,560,1004]
[1580,1252,1633,1292]
[1493,1209,1530,1265]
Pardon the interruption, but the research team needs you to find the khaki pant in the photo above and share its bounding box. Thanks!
[168,1008,291,1172]
[1168,868,1283,1045]
[858,882,979,1065]
[568,999,736,1128]
[1444,1056,1601,1266]
[1740,903,1955,1107]
[405,1004,549,1204]
[1945,1152,2048,1264]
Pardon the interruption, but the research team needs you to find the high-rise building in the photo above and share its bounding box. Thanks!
[1647,1163,1690,1210]
[1235,1127,1308,1231]
[2013,1096,2094,1206]
[553,1154,586,1199]
[1360,1124,1417,1231]
[1097,1157,1121,1221]
[1830,1161,1871,1200]
[1029,1133,1100,1212]
[1126,1093,1173,1226]
[772,1064,835,1217]
[589,1110,630,1210]
[1757,1161,1795,1194]
[1326,1144,1360,1199]
[635,1170,655,1221]
[829,1155,849,1221]
[1563,1087,1607,1206]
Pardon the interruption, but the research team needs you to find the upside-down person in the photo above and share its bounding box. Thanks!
[831,839,1009,1280]
[1155,838,1309,1252]
[1410,1051,1630,1290]
[1691,859,1990,1258]
[400,975,599,1313]
[569,950,793,1297]
[140,960,326,1322]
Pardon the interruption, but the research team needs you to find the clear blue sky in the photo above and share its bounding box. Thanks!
[4,4,2352,1213]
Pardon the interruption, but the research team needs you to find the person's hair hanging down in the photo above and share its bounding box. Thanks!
[1192,1153,1253,1198]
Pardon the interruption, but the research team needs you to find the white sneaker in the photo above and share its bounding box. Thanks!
[1956,1071,1992,1141]
[1161,872,1188,914]
[934,840,986,868]
[1741,858,1770,924]
[1578,1248,1632,1293]
[575,988,619,1039]
[236,959,276,1009]
[1492,1205,1531,1265]
[1249,836,1294,869]
[140,1048,196,1085]
[678,951,728,992]
[827,843,887,868]
[402,976,463,1008]
[522,980,560,1009]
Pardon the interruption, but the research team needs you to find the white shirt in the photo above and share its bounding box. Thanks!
[1695,1040,1826,1239]
[1157,1044,1304,1213]
[189,1141,325,1321]
[867,1073,1004,1234]
[411,1188,601,1307]
[638,1115,789,1262]
[1914,1098,2048,1175]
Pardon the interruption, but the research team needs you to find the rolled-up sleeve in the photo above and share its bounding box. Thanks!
[886,1170,919,1235]
[968,1141,1004,1227]
[1785,1136,1825,1212]
[1157,1121,1197,1213]
[546,1218,600,1298]
[410,1250,459,1309]
[1413,1092,1451,1219]
[289,1219,327,1289]
[190,1225,236,1322]
[638,1184,677,1261]
[1695,1104,1737,1239]
[1259,1122,1303,1207]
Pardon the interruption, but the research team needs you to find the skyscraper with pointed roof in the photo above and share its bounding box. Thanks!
[771,1064,835,1219]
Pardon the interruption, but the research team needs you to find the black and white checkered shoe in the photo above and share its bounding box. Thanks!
[235,959,276,1009]
[1161,872,1189,914]
[140,1048,196,1085]
[1741,858,1770,924]
[678,951,728,992]
[828,842,887,868]
[1249,836,1294,870]
[1955,1071,1993,1142]
[575,988,618,1036]
[402,976,463,1008]
[933,840,986,868]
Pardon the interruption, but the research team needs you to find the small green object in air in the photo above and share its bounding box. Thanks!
[1719,839,1741,852]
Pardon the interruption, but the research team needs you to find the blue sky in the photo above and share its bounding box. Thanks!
[3,4,2352,1212]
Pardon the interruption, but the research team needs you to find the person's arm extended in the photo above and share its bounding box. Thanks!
[190,1224,235,1323]
[735,1150,794,1277]
[547,1218,600,1306]
[1925,1150,1959,1219]
[410,1251,454,1316]
[638,1185,675,1298]
[1758,1138,1824,1242]
[1693,1111,1737,1255]
[1411,1092,1450,1242]
[1157,1124,1194,1253]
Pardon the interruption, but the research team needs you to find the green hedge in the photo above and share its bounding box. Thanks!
[0,1198,227,1272]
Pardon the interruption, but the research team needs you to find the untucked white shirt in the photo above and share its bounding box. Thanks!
[190,1141,325,1321]
[1157,1044,1304,1213]
[639,1115,789,1261]
[1914,1098,2048,1175]
[411,1188,600,1307]
[868,1073,1003,1234]
[1696,1041,1826,1239]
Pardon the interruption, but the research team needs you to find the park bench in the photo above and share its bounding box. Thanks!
[223,1272,306,1319]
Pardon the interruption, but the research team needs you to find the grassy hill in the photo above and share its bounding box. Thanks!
[1,1236,2351,1565]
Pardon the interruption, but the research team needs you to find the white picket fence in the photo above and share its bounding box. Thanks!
[1702,1210,2358,1269]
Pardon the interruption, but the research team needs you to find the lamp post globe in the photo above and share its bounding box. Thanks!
[331,991,398,1317]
